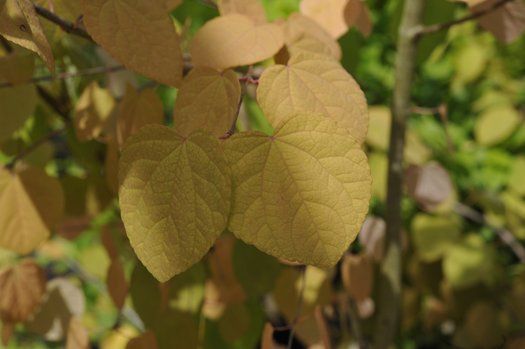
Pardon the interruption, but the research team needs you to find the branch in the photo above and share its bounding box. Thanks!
[454,203,525,264]
[375,0,427,347]
[34,4,93,42]
[415,0,513,37]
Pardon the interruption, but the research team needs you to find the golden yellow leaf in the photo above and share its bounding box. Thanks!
[82,0,183,86]
[257,55,368,144]
[283,13,341,61]
[300,0,349,38]
[74,81,116,142]
[173,67,241,137]
[117,85,164,146]
[119,125,231,281]
[107,258,128,310]
[0,167,64,254]
[0,83,37,141]
[0,259,45,323]
[66,318,89,349]
[218,0,267,24]
[0,51,34,85]
[0,0,54,72]
[190,14,284,71]
[224,115,371,268]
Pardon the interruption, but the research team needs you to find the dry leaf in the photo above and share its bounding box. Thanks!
[344,0,372,36]
[190,14,284,70]
[126,331,158,349]
[0,260,46,323]
[66,318,89,349]
[107,258,128,310]
[405,163,455,212]
[261,323,275,349]
[469,0,525,42]
[341,254,374,301]
[358,216,386,262]
[0,0,55,71]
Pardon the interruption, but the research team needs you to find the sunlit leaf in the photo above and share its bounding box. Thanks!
[173,67,241,137]
[475,104,521,146]
[411,214,461,262]
[0,167,64,254]
[257,55,368,144]
[190,14,284,70]
[0,0,54,71]
[82,0,183,86]
[66,318,89,349]
[224,115,371,267]
[300,0,349,38]
[119,125,231,281]
[218,0,267,24]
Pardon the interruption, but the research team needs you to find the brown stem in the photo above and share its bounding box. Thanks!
[374,0,426,347]
[34,4,93,42]
[454,203,525,264]
[415,0,513,37]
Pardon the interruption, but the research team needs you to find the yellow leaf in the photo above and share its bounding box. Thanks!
[0,0,55,72]
[173,67,241,137]
[66,318,89,349]
[107,258,128,310]
[257,55,368,144]
[190,14,284,71]
[369,152,387,201]
[283,13,342,61]
[0,83,37,141]
[119,125,231,281]
[474,104,521,146]
[82,0,183,86]
[0,259,46,323]
[300,0,349,38]
[0,167,64,254]
[411,214,461,262]
[117,85,164,146]
[0,51,34,85]
[224,115,371,268]
[74,81,116,142]
[218,0,267,24]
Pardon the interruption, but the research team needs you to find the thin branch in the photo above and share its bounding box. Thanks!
[454,203,525,264]
[36,85,71,121]
[348,298,366,349]
[34,4,93,42]
[3,128,66,170]
[415,0,513,37]
[287,267,306,349]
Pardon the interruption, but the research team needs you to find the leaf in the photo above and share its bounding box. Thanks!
[411,214,461,262]
[218,0,267,24]
[167,262,206,314]
[0,167,64,254]
[26,278,86,341]
[173,67,241,137]
[74,81,116,142]
[218,304,251,342]
[0,83,37,141]
[344,0,372,36]
[508,156,525,196]
[300,0,349,38]
[358,216,386,262]
[366,106,391,151]
[0,259,45,323]
[119,125,231,281]
[162,0,182,12]
[469,0,525,43]
[369,152,387,201]
[66,318,89,349]
[107,258,128,310]
[314,306,331,349]
[0,51,34,85]
[283,13,342,61]
[405,163,455,213]
[261,323,274,349]
[341,254,373,301]
[257,55,368,144]
[474,104,521,146]
[129,262,162,327]
[0,0,54,72]
[190,14,284,71]
[126,331,158,349]
[224,115,371,268]
[82,0,183,86]
[117,85,164,146]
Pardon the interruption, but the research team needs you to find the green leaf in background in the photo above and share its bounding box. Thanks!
[475,104,521,146]
[411,214,461,262]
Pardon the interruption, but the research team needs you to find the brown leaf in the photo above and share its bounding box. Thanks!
[300,0,349,38]
[344,0,372,36]
[107,258,128,310]
[469,0,525,42]
[341,254,374,301]
[405,163,455,212]
[126,330,158,349]
[66,317,89,349]
[261,323,275,349]
[358,216,386,262]
[0,259,46,323]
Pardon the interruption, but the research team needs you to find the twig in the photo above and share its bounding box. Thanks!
[376,0,426,347]
[348,298,366,349]
[3,128,66,170]
[34,4,93,42]
[287,267,306,349]
[414,0,513,37]
[36,85,71,121]
[220,94,244,140]
[454,203,525,263]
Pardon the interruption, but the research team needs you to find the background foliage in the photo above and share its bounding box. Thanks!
[1,0,525,348]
